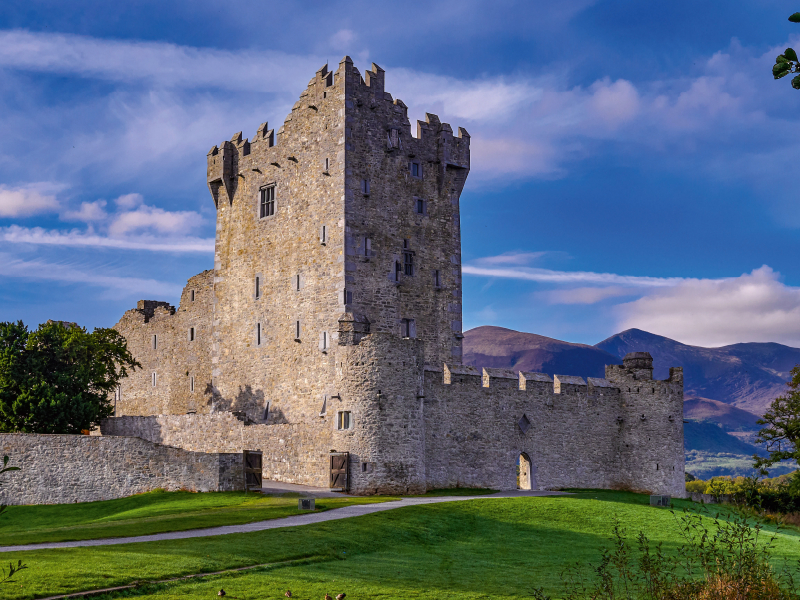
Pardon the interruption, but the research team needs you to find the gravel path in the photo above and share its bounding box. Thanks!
[0,490,568,553]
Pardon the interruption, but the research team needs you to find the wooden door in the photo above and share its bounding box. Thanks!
[243,450,263,490]
[329,452,349,491]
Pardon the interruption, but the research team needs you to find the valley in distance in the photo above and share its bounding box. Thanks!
[462,325,800,479]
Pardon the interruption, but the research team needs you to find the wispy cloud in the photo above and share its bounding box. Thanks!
[462,263,686,287]
[0,252,183,296]
[0,225,214,253]
[538,286,639,305]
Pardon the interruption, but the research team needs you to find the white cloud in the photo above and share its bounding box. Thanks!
[617,266,800,347]
[473,251,549,266]
[108,204,204,237]
[114,193,143,209]
[62,200,107,222]
[0,252,182,296]
[462,263,685,287]
[0,225,214,253]
[0,183,62,217]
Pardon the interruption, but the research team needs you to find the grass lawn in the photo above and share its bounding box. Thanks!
[4,490,800,599]
[0,490,395,546]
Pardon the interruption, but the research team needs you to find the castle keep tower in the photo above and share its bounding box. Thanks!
[109,58,684,497]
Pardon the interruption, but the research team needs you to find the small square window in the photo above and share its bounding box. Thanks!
[259,185,276,218]
[337,411,352,430]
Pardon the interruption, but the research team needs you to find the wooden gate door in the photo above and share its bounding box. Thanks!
[329,452,349,491]
[243,450,263,490]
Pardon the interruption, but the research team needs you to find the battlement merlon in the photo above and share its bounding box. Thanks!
[604,352,684,386]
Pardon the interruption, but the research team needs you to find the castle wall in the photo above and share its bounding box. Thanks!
[113,270,214,416]
[0,434,242,505]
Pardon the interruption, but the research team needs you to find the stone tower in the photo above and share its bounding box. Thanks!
[206,57,469,431]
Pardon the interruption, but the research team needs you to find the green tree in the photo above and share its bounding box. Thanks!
[753,365,800,478]
[0,321,139,434]
[772,13,800,88]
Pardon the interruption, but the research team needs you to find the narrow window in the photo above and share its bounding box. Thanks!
[294,274,301,291]
[259,185,276,218]
[341,289,353,304]
[190,290,195,302]
[434,269,441,287]
[257,322,261,346]
[364,237,371,256]
[324,158,330,173]
[395,260,402,282]
[152,372,157,387]
[264,401,270,421]
[415,198,425,214]
[403,250,414,276]
[320,331,329,351]
[337,411,352,430]
[320,225,327,245]
[189,327,195,342]
[255,276,260,299]
[190,376,195,392]
[152,334,157,350]
[295,320,301,340]
[410,161,421,178]
[361,179,370,195]
[387,128,399,149]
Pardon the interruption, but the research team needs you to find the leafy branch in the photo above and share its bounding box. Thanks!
[772,13,800,88]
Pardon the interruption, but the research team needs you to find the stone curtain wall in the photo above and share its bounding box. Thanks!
[0,434,243,505]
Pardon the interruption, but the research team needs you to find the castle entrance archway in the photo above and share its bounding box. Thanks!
[518,453,532,490]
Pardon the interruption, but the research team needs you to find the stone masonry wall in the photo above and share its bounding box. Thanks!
[114,270,214,416]
[0,434,243,505]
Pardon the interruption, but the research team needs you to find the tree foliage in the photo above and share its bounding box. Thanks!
[753,365,800,477]
[772,14,800,88]
[0,320,139,434]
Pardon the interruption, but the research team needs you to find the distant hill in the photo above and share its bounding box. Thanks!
[596,328,800,415]
[462,326,619,378]
[684,397,760,432]
[683,421,761,455]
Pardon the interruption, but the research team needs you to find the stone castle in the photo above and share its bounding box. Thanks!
[99,57,685,496]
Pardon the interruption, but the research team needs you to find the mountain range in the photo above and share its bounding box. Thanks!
[463,326,800,416]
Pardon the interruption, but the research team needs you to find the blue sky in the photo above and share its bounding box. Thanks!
[1,0,800,347]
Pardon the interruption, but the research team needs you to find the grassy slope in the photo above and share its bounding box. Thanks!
[0,490,393,546]
[4,491,800,600]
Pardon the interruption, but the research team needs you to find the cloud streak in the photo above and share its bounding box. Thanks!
[0,183,63,217]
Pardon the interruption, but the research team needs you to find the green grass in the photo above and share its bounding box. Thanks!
[4,490,800,600]
[0,490,393,546]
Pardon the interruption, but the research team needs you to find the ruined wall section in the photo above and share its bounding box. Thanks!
[113,270,214,416]
[207,59,349,428]
[342,61,469,367]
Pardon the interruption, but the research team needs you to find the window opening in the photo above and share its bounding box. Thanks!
[403,250,414,276]
[337,411,352,430]
[190,376,195,392]
[295,320,301,340]
[341,288,353,305]
[324,158,330,173]
[320,225,327,245]
[410,161,421,178]
[415,198,425,214]
[364,237,371,256]
[257,322,261,346]
[320,331,329,351]
[361,179,370,195]
[152,334,157,350]
[152,372,157,387]
[401,318,415,339]
[264,401,270,421]
[395,260,402,282]
[255,276,261,299]
[294,275,301,291]
[434,269,441,287]
[189,327,195,342]
[260,185,276,218]
[190,290,195,302]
